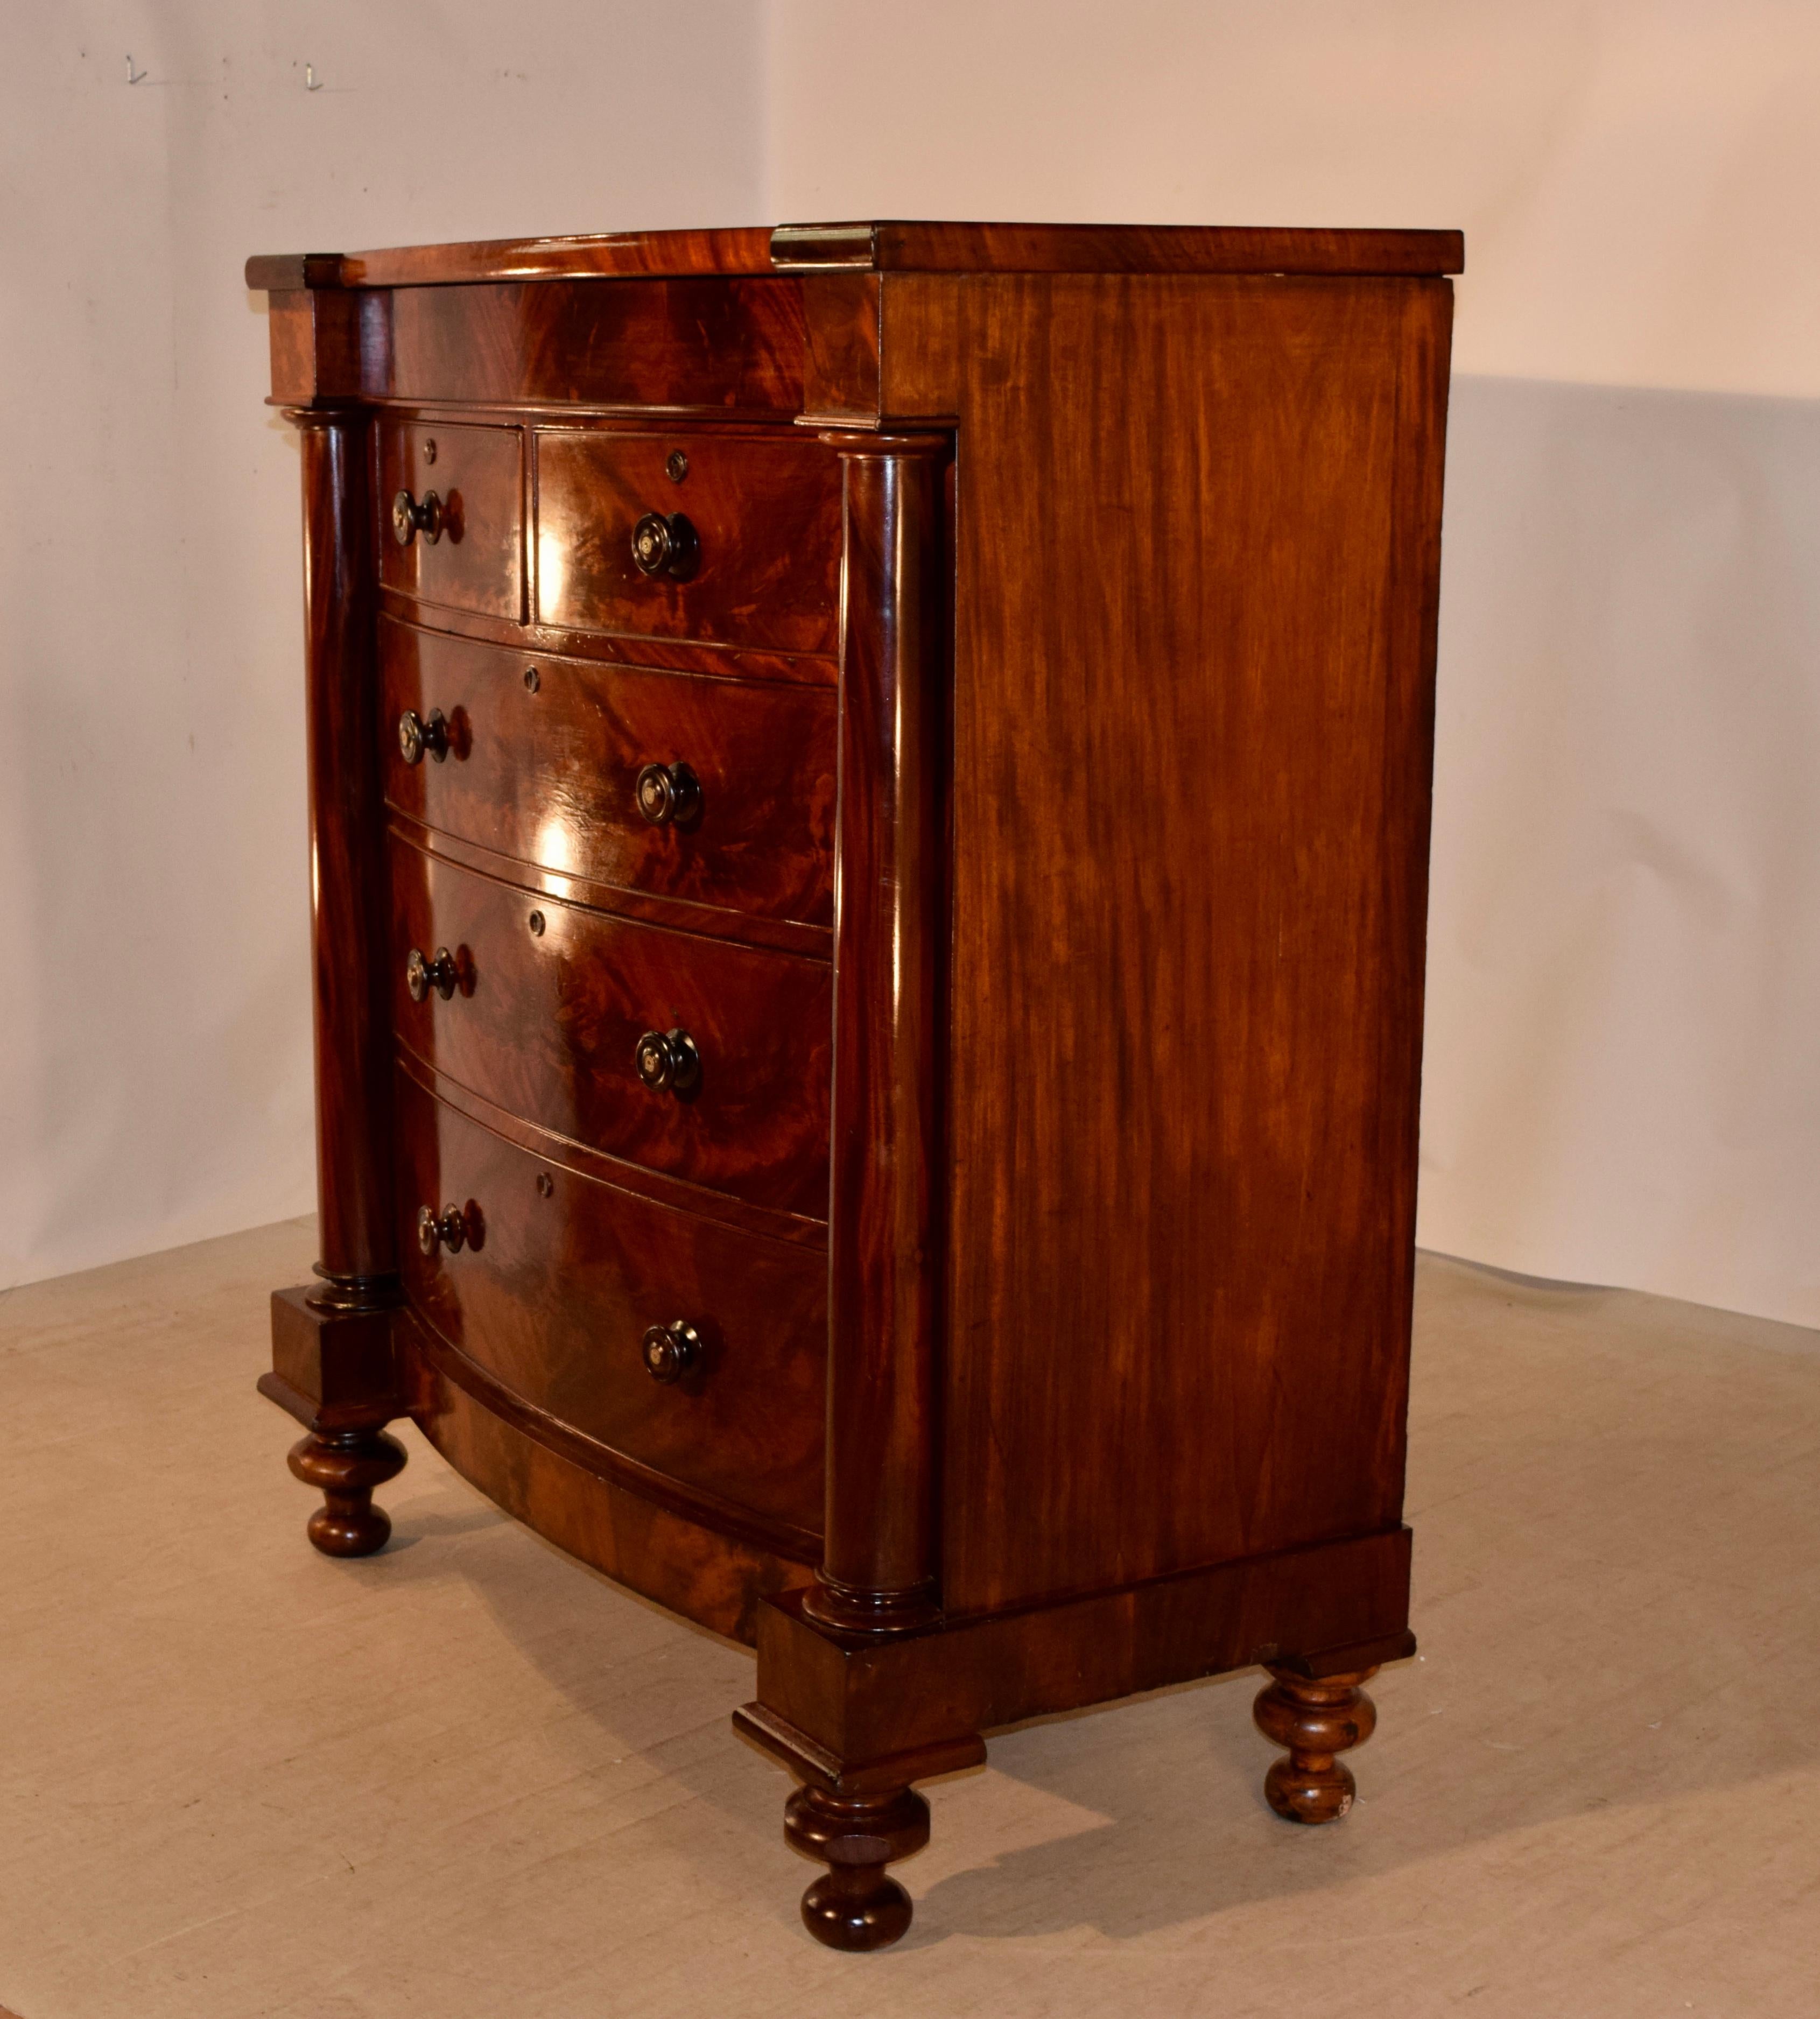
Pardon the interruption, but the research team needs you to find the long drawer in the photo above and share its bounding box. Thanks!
[380,618,835,927]
[388,836,833,1220]
[395,1071,826,1545]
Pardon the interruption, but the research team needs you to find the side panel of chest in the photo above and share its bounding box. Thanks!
[886,273,1452,1615]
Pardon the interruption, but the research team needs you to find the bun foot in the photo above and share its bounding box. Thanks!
[800,1867,915,1951]
[785,1783,929,1951]
[287,1428,406,1557]
[1253,1665,1380,1824]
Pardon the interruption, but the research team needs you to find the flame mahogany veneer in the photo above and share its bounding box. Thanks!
[249,219,1460,1951]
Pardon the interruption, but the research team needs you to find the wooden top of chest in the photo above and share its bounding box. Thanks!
[245,220,1464,293]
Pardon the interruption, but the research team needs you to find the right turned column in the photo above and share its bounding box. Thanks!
[805,429,952,1638]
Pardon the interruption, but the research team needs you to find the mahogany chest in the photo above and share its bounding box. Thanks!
[248,219,1460,1949]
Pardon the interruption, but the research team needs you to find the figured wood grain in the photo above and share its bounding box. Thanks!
[246,221,1463,291]
[392,815,832,961]
[879,273,1449,1614]
[395,1073,827,1549]
[388,836,833,1218]
[267,290,364,405]
[380,617,837,928]
[376,417,524,622]
[380,279,814,414]
[250,228,1458,1936]
[399,1052,825,1248]
[408,1332,817,1644]
[375,590,837,688]
[533,427,841,655]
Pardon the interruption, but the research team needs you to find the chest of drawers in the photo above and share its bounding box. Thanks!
[249,220,1460,1950]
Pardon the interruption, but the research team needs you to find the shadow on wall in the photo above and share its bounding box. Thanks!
[1418,374,1820,1332]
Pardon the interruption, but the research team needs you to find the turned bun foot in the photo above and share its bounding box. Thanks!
[784,1783,930,1951]
[1253,1664,1380,1824]
[287,1428,407,1557]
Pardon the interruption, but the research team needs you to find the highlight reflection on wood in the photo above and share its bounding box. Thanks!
[250,217,1459,1950]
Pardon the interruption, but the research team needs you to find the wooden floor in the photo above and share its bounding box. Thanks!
[1,1219,1816,2017]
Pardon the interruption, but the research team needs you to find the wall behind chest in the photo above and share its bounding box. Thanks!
[763,0,1820,1330]
[0,1,768,1289]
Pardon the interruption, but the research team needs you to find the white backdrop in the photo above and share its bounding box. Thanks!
[0,1,767,1289]
[762,0,1820,1331]
[5,2,1816,1331]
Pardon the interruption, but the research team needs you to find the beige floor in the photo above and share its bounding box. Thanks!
[1,1223,1817,2018]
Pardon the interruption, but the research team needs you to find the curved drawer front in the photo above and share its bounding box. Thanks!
[396,1072,826,1544]
[381,620,835,926]
[389,838,832,1220]
[379,418,524,621]
[534,427,840,655]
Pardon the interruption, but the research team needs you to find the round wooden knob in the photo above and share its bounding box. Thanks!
[634,761,700,826]
[633,1026,701,1094]
[630,510,699,580]
[392,489,444,546]
[641,1319,701,1384]
[398,708,449,764]
[405,946,459,1002]
[416,1204,468,1255]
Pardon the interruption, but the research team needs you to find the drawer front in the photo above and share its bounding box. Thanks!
[396,1072,826,1542]
[381,620,835,926]
[379,419,524,620]
[389,839,832,1219]
[534,429,840,655]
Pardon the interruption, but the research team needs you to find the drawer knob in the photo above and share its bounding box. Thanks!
[630,511,699,581]
[406,946,459,1002]
[634,761,701,827]
[416,1204,468,1256]
[634,1026,701,1095]
[392,488,444,546]
[641,1320,701,1384]
[397,708,449,765]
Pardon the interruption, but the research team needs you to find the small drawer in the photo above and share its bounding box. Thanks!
[389,839,832,1219]
[534,428,840,655]
[396,1072,826,1543]
[380,620,835,927]
[379,419,523,620]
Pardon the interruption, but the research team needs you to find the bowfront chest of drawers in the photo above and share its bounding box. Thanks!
[248,220,1461,1950]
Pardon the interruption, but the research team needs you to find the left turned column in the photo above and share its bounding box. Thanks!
[258,400,407,1556]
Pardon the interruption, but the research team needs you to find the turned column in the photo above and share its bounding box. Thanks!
[761,431,952,1951]
[294,407,393,1307]
[1253,1665,1381,1822]
[805,431,951,1637]
[275,402,406,1553]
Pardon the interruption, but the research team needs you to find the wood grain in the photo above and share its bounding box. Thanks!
[251,227,1459,1939]
[380,279,813,414]
[533,426,841,655]
[376,417,524,622]
[380,616,836,927]
[749,1525,1414,1762]
[246,221,1463,291]
[395,1071,827,1551]
[388,834,833,1218]
[876,273,1450,1613]
[409,1333,817,1644]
